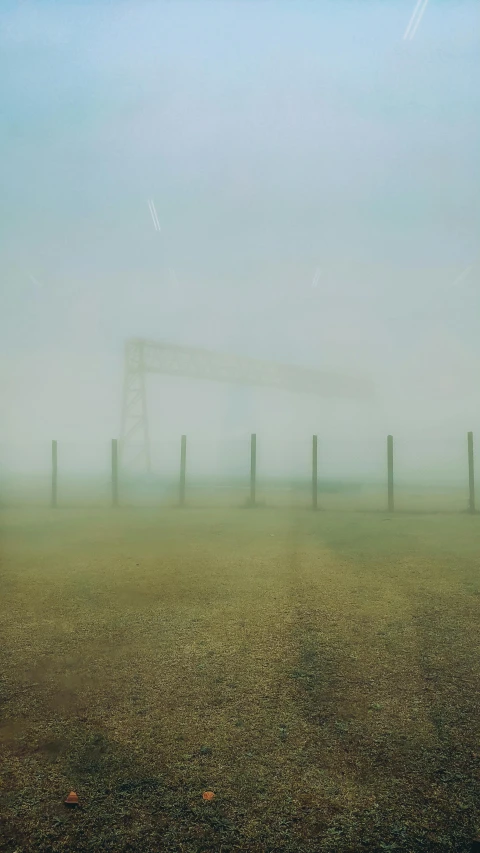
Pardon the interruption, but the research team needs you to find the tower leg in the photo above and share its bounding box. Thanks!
[119,340,151,474]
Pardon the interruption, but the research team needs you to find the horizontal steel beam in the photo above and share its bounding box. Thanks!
[126,338,374,401]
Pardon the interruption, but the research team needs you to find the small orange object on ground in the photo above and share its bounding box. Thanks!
[202,791,215,801]
[64,791,79,805]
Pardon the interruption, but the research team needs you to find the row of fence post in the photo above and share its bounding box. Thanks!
[48,432,476,513]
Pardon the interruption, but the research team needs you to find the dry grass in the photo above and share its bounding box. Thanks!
[1,505,480,852]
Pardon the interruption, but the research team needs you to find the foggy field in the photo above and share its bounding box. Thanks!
[0,472,474,515]
[2,0,479,849]
[1,505,480,852]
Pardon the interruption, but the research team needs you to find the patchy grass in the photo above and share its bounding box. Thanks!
[0,506,479,852]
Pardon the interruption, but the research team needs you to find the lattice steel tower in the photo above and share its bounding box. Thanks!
[119,337,374,472]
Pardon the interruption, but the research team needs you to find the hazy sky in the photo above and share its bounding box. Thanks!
[1,0,479,466]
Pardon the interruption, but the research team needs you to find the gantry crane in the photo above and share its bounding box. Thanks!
[120,337,375,471]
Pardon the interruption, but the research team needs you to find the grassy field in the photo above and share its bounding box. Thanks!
[1,503,479,852]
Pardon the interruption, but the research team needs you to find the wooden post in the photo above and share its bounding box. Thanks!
[387,434,394,513]
[179,434,187,507]
[250,433,256,507]
[312,435,318,510]
[467,431,475,514]
[111,438,118,507]
[51,440,57,508]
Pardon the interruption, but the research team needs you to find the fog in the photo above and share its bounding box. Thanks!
[1,0,479,489]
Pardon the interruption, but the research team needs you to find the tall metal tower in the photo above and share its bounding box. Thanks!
[119,337,375,473]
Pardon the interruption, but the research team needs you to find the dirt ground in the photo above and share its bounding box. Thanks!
[1,505,479,852]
